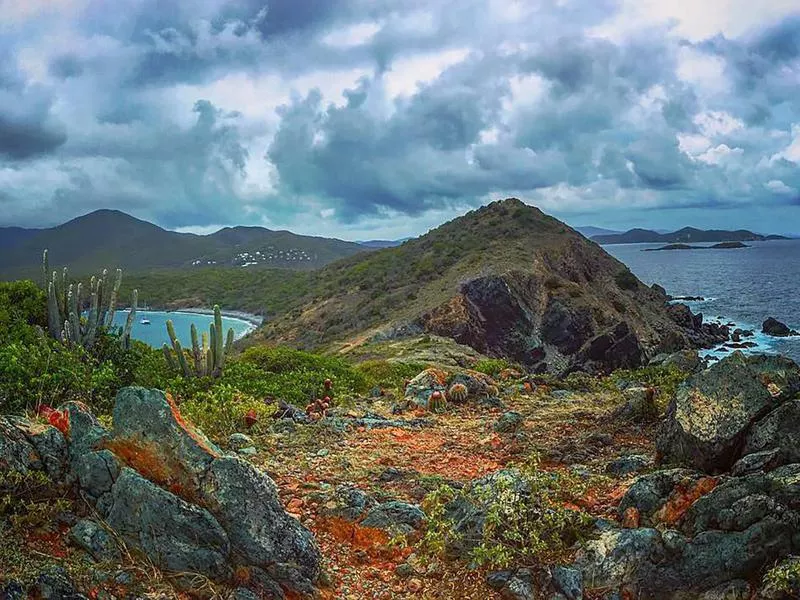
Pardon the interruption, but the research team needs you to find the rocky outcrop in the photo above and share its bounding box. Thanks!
[0,387,322,598]
[763,317,798,337]
[556,352,800,599]
[656,352,800,473]
[419,268,727,376]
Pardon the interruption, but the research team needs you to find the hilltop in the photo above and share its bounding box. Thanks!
[0,209,368,277]
[254,199,722,374]
[592,226,789,245]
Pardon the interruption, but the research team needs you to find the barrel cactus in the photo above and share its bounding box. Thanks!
[447,383,469,404]
[427,390,447,413]
[162,304,235,379]
[486,384,500,398]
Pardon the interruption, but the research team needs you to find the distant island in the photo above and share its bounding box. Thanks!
[592,226,789,245]
[644,241,750,252]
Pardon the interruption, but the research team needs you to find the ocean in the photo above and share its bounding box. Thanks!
[111,310,255,348]
[605,239,800,363]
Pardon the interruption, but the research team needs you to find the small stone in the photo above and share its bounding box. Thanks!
[228,433,254,451]
[494,411,524,434]
[317,449,330,457]
[551,566,583,600]
[238,447,257,456]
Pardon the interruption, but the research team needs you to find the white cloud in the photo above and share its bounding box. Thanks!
[766,179,795,194]
[694,110,745,137]
[383,48,471,99]
[697,143,744,165]
[322,22,381,48]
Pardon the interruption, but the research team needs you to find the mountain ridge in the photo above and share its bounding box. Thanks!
[0,209,369,276]
[592,226,790,244]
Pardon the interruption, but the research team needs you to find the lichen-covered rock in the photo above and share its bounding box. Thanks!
[577,527,666,590]
[494,411,524,433]
[69,519,121,562]
[0,417,66,478]
[109,387,221,491]
[656,352,800,473]
[731,449,782,476]
[200,456,321,588]
[5,416,68,479]
[742,400,800,468]
[70,451,118,505]
[618,469,701,522]
[102,467,231,580]
[662,349,702,373]
[228,432,254,451]
[551,566,583,600]
[613,387,658,423]
[31,565,87,600]
[361,501,426,535]
[606,454,652,477]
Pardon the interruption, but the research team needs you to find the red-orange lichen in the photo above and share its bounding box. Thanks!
[164,392,219,457]
[653,476,718,525]
[621,507,640,528]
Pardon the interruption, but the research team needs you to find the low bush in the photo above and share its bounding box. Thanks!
[421,456,594,568]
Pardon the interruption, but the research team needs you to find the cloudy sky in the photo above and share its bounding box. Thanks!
[2,0,800,239]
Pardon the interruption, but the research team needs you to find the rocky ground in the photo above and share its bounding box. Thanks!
[4,350,800,599]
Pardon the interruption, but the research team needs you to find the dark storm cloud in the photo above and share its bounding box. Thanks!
[2,0,800,234]
[0,62,66,160]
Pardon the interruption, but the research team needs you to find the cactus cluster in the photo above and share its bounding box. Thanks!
[447,382,469,403]
[162,305,234,378]
[42,249,137,349]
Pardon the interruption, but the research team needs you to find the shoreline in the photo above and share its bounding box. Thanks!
[166,307,264,329]
[117,307,263,341]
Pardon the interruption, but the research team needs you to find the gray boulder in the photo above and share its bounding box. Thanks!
[200,456,321,588]
[69,519,121,562]
[743,400,800,468]
[605,454,652,477]
[361,501,426,535]
[656,352,800,473]
[494,411,524,433]
[112,387,222,490]
[102,467,232,580]
[618,469,701,521]
[0,417,66,478]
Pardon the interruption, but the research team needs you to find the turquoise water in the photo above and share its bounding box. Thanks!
[110,310,254,348]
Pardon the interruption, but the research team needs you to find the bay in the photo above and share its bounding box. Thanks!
[110,310,255,348]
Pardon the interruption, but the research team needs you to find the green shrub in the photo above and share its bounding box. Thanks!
[0,280,47,345]
[179,384,276,440]
[472,358,515,377]
[354,360,425,391]
[763,557,800,596]
[422,457,594,568]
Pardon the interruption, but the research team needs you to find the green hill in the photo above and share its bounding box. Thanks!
[251,199,720,374]
[0,209,368,278]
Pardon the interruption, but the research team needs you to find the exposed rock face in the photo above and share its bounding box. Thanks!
[0,387,322,598]
[419,263,727,375]
[656,352,800,473]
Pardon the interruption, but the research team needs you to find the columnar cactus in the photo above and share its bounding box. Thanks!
[162,304,235,379]
[43,249,137,349]
[447,383,469,404]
